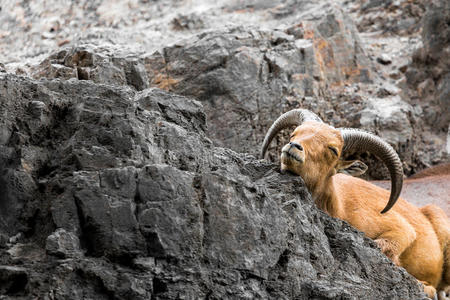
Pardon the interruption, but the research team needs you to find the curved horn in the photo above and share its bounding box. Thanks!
[260,109,323,159]
[339,128,403,214]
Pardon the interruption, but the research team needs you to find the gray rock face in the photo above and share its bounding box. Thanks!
[406,0,450,131]
[4,0,447,177]
[145,6,374,156]
[0,73,425,299]
[31,45,150,91]
[46,228,82,258]
[352,0,427,35]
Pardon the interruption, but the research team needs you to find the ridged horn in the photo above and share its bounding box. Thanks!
[260,109,323,159]
[339,128,403,214]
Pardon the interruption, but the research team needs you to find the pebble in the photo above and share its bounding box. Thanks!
[377,54,392,65]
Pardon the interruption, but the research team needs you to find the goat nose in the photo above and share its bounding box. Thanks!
[289,142,303,151]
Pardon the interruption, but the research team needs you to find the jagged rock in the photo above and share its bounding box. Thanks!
[351,0,427,35]
[392,0,450,169]
[46,228,82,258]
[146,5,374,157]
[360,96,414,149]
[406,0,450,130]
[8,233,24,245]
[0,73,425,299]
[171,13,205,31]
[31,45,149,91]
[376,54,392,65]
[357,96,416,177]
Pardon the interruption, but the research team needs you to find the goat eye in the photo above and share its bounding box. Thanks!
[328,146,338,156]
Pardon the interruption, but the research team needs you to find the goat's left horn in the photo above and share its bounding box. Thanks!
[339,128,403,214]
[260,109,323,159]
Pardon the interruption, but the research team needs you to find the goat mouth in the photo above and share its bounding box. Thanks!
[282,150,303,162]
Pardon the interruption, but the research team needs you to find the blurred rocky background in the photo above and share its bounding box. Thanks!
[0,0,448,299]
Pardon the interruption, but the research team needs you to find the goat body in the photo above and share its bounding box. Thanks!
[333,174,449,297]
[373,171,450,216]
[262,112,450,299]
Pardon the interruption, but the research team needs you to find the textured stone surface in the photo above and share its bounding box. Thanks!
[338,0,449,174]
[2,0,447,176]
[0,73,425,299]
[405,0,450,130]
[145,6,374,156]
[31,45,150,91]
[349,0,427,35]
[45,228,82,258]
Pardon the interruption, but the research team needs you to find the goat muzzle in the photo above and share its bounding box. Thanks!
[260,109,323,159]
[281,144,304,163]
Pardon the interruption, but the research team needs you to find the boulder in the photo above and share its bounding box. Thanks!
[406,0,450,130]
[145,5,375,157]
[31,45,149,91]
[46,228,82,258]
[351,0,427,35]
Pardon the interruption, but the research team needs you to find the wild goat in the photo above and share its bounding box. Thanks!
[261,109,450,299]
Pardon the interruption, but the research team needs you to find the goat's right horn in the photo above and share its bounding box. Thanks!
[260,109,323,159]
[339,128,404,214]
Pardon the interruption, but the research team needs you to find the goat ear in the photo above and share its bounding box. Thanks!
[336,160,368,176]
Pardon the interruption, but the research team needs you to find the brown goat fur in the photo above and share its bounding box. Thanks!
[410,163,450,180]
[281,121,450,298]
[373,174,450,216]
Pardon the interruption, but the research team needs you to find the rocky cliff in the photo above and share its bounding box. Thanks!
[0,0,447,299]
[0,73,425,299]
